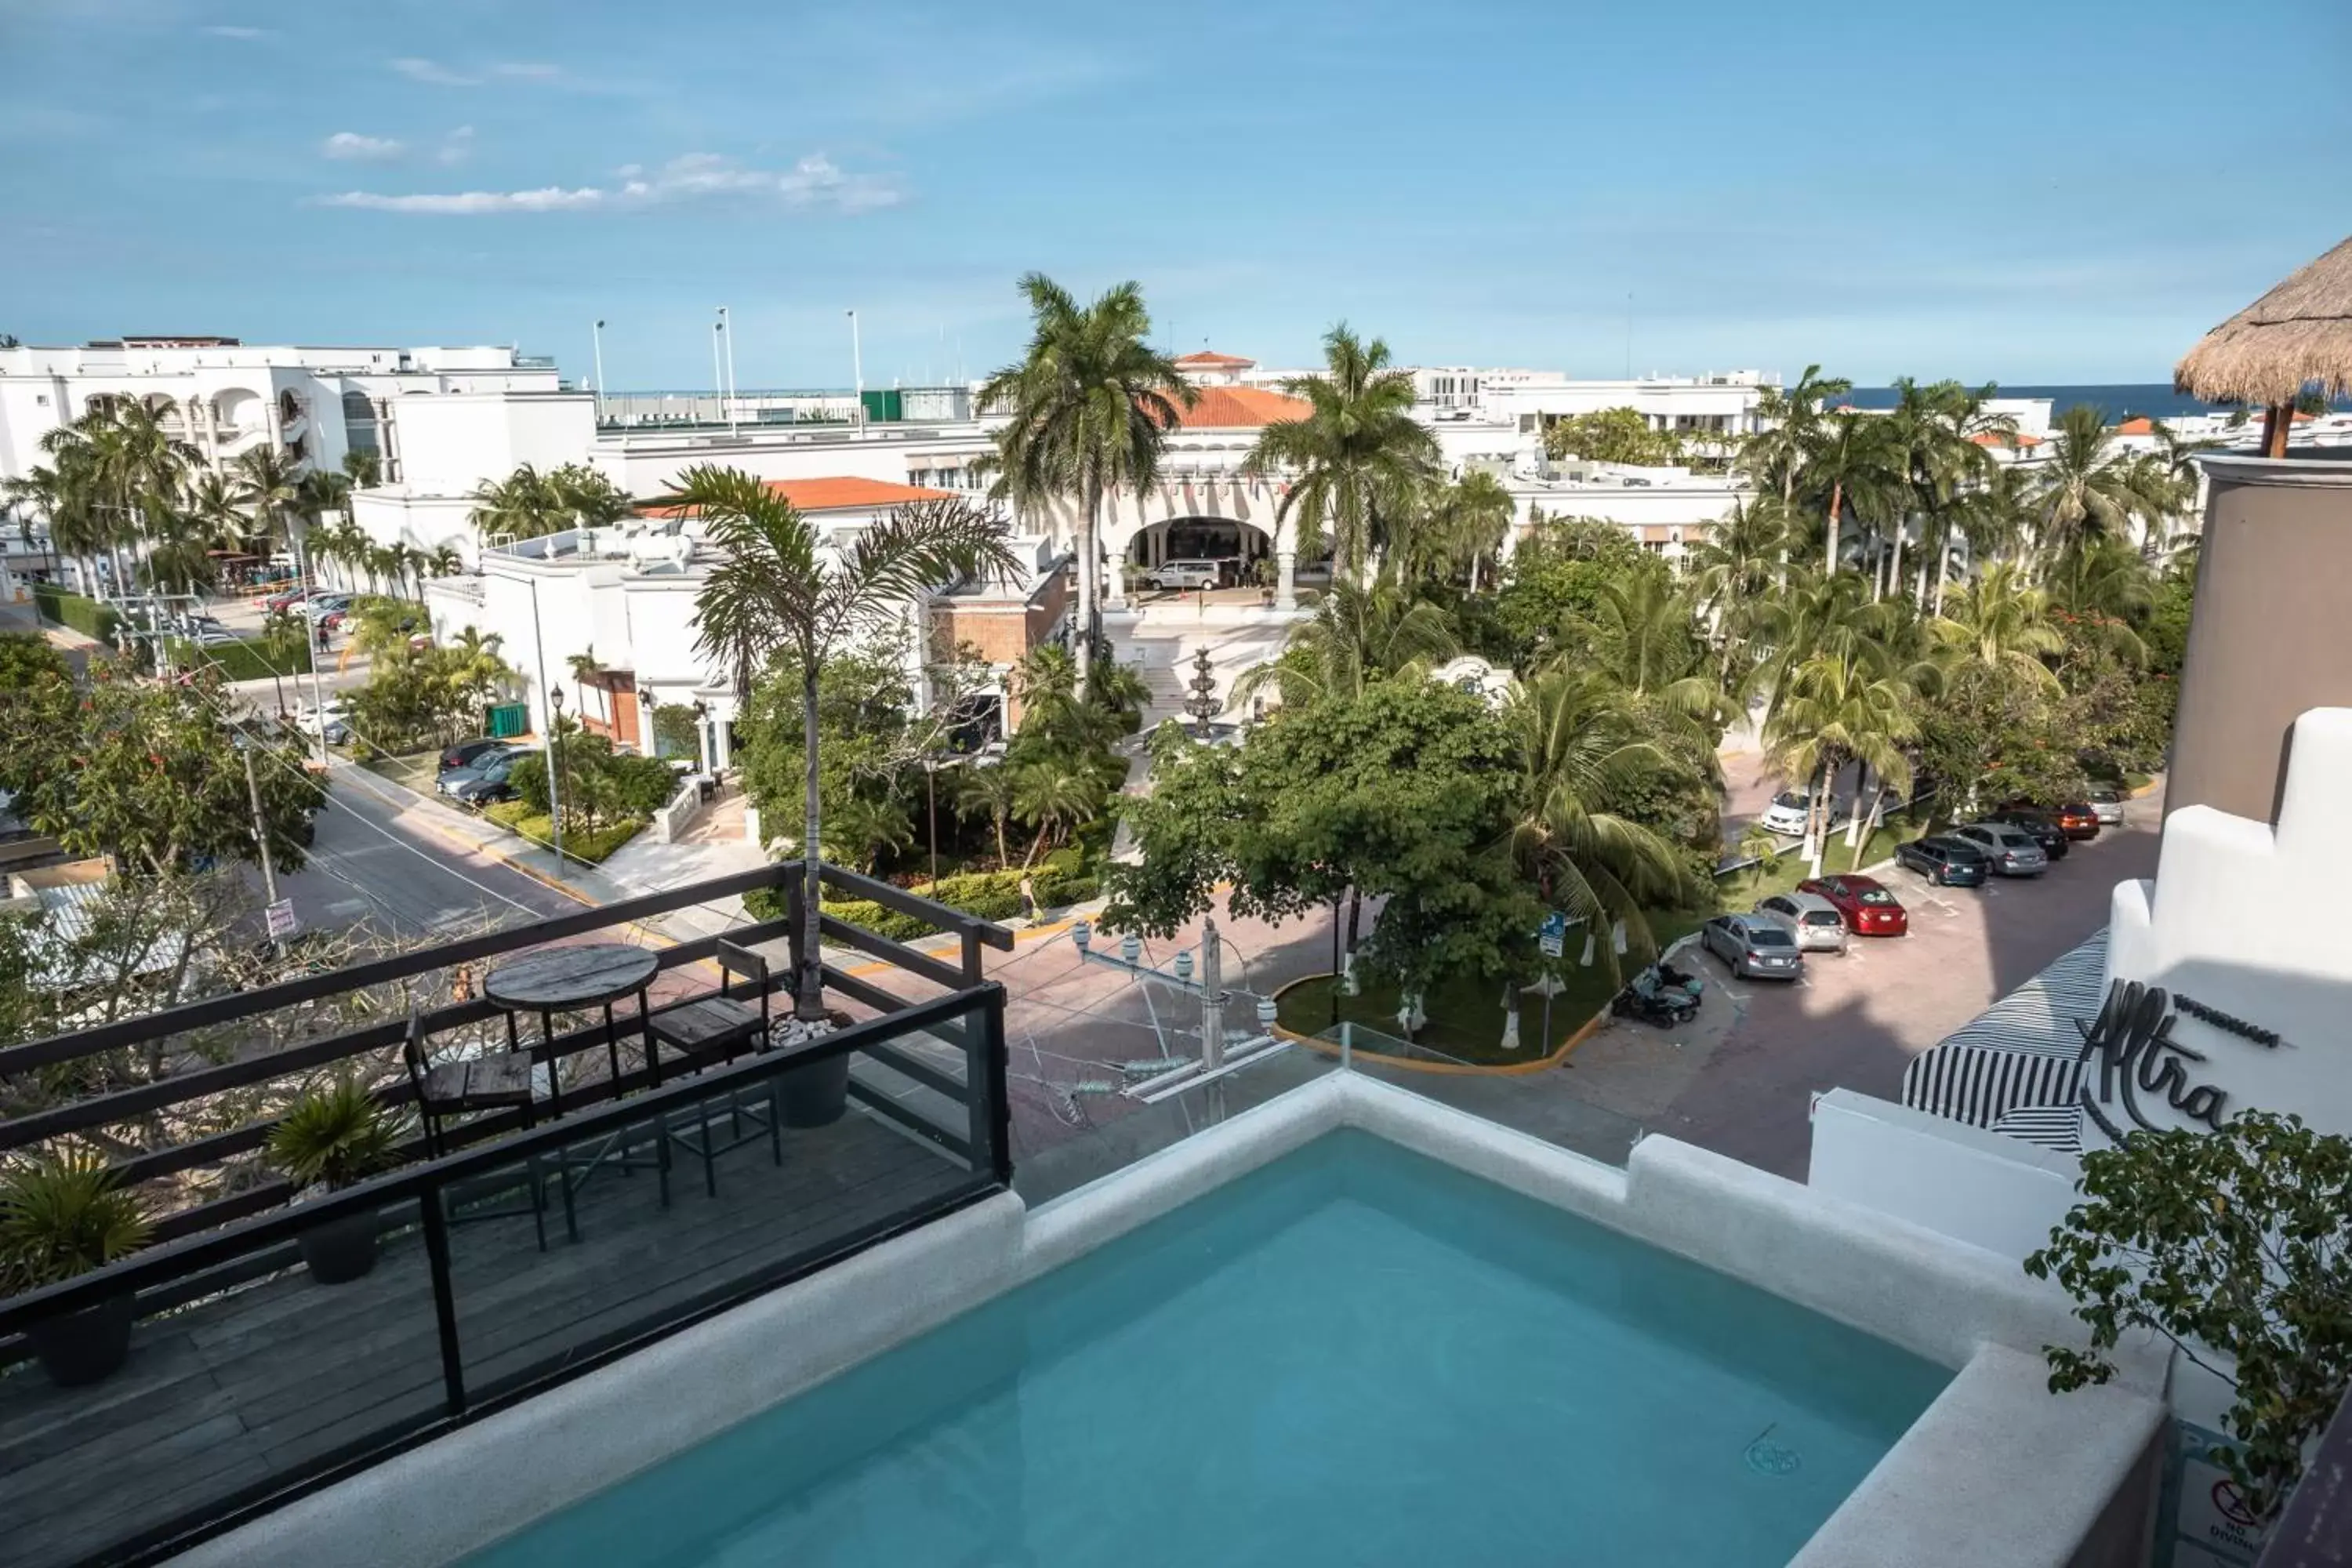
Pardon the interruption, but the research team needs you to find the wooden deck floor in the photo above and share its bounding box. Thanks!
[0,1107,978,1568]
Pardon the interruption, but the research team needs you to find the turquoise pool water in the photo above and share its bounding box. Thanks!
[466,1131,1950,1567]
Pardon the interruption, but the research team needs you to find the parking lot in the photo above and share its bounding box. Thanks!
[1554,786,2164,1178]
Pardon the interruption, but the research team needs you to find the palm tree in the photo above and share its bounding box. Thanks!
[138,499,222,596]
[1937,464,2032,615]
[2141,418,2220,550]
[1393,470,1515,590]
[1011,761,1104,867]
[341,448,383,488]
[1243,324,1439,583]
[445,627,514,728]
[1233,579,1459,710]
[1932,560,2064,696]
[820,794,916,873]
[1802,411,1905,578]
[1686,496,1791,676]
[1503,668,1700,965]
[1764,645,1920,874]
[2043,539,2154,667]
[548,463,633,527]
[671,465,1022,1019]
[1578,573,1726,728]
[425,543,462,580]
[980,274,1193,693]
[187,470,247,556]
[232,445,306,558]
[2034,405,2175,561]
[470,465,572,542]
[954,763,1019,869]
[1739,364,1852,514]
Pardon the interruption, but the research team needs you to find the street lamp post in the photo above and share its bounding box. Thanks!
[717,305,738,434]
[847,309,862,424]
[546,686,568,867]
[590,318,608,425]
[710,321,725,428]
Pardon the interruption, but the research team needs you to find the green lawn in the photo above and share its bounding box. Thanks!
[1724,815,1922,908]
[365,750,441,793]
[1274,907,1707,1066]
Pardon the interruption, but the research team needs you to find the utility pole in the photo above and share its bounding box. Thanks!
[710,321,725,428]
[527,575,567,866]
[590,318,607,424]
[717,305,738,434]
[292,523,331,768]
[241,743,282,946]
[848,309,863,423]
[1199,916,1225,1072]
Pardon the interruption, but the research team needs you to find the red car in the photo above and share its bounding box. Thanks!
[1798,873,1909,937]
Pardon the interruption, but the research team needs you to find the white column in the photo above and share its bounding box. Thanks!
[264,388,284,450]
[1276,550,1297,612]
[1105,554,1128,609]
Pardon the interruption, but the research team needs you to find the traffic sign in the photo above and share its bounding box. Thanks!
[1537,910,1569,959]
[265,898,299,941]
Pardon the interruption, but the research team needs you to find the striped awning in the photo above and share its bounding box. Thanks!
[1900,931,2107,1151]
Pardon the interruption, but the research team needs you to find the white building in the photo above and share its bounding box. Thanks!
[423,477,1070,775]
[0,336,564,484]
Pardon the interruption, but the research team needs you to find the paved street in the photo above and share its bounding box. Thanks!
[270,771,580,942]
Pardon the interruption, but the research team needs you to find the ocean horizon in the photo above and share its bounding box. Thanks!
[1840,384,2351,420]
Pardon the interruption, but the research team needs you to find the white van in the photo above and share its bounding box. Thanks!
[1144,559,1223,591]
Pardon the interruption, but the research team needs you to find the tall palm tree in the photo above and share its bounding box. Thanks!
[954,763,1019,869]
[2034,405,2175,561]
[1243,324,1439,583]
[1686,497,1791,678]
[1233,579,1458,709]
[980,274,1192,693]
[2043,539,2154,666]
[470,465,571,541]
[1802,411,1905,578]
[445,627,514,728]
[1011,761,1104,867]
[1503,668,1699,964]
[1739,364,1852,515]
[1392,470,1515,590]
[2140,418,2220,550]
[1764,645,1920,874]
[1933,559,2065,696]
[1578,573,1726,727]
[138,497,222,597]
[670,465,1022,1019]
[232,445,306,555]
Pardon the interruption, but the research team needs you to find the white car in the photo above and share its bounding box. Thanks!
[295,704,352,746]
[1143,560,1222,591]
[2086,787,2127,826]
[1758,790,1815,837]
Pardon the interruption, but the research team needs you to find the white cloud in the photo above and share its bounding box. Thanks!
[436,125,474,165]
[320,152,902,217]
[492,62,560,79]
[202,24,271,40]
[322,187,607,215]
[388,57,477,87]
[322,131,404,161]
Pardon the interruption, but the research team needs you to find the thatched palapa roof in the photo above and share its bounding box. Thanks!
[2175,234,2352,406]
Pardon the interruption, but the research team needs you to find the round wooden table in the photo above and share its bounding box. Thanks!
[484,942,662,1116]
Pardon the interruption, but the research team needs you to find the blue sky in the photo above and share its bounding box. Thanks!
[4,0,2348,390]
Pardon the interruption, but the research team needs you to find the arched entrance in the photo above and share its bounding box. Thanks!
[1125,515,1274,579]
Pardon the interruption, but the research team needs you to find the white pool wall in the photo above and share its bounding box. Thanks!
[176,1071,2166,1568]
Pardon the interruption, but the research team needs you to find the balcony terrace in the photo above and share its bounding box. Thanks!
[0,863,1013,1568]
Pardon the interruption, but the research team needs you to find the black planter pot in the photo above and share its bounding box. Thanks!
[29,1293,136,1387]
[780,1051,851,1127]
[297,1206,383,1284]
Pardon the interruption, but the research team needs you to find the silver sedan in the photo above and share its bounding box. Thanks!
[1700,914,1806,981]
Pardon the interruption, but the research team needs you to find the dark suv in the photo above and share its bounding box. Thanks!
[440,737,515,775]
[1987,807,2071,861]
[1893,834,1990,887]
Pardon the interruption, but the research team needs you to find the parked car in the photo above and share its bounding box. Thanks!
[1798,873,1910,937]
[263,588,310,613]
[2051,801,2101,839]
[440,753,523,805]
[2085,787,2127,827]
[1699,913,1805,980]
[1751,891,1849,955]
[1143,559,1224,592]
[1951,822,2049,877]
[1758,790,1817,837]
[293,703,351,746]
[1986,808,2071,860]
[439,738,516,775]
[1893,835,1990,887]
[296,594,353,621]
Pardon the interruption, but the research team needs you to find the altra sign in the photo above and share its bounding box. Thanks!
[2073,980,2285,1142]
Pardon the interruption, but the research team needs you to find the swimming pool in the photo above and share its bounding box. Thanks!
[463,1129,1947,1566]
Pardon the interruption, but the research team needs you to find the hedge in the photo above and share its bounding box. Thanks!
[32,586,118,643]
[169,636,314,682]
[481,800,644,866]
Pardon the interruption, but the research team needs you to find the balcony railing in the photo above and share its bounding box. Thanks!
[0,861,1013,1568]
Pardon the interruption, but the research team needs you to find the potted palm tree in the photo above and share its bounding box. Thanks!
[269,1077,405,1283]
[0,1151,151,1386]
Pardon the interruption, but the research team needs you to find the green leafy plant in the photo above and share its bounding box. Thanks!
[2025,1112,2352,1525]
[268,1077,406,1191]
[0,1150,151,1289]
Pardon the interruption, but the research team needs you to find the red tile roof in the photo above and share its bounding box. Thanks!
[2113,417,2154,436]
[641,474,955,520]
[1969,430,2044,448]
[1175,350,1255,368]
[1168,385,1310,430]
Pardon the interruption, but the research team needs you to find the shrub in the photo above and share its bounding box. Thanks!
[481,800,641,864]
[31,586,119,644]
[267,1077,405,1191]
[0,1151,150,1289]
[167,636,313,683]
[1036,873,1100,907]
[608,753,681,818]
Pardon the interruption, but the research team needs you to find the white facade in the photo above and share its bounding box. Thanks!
[346,391,599,568]
[0,337,563,485]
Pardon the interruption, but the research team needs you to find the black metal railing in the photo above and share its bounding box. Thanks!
[0,861,1015,1567]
